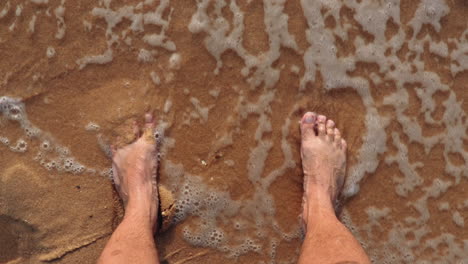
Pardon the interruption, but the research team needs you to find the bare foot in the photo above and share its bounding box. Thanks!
[299,112,347,229]
[111,113,159,232]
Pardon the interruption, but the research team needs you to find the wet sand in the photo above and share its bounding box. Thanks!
[1,0,467,263]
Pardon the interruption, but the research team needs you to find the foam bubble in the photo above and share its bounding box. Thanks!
[451,211,464,227]
[10,139,27,153]
[168,53,181,69]
[85,122,100,131]
[46,47,56,58]
[290,65,300,74]
[163,100,172,113]
[189,97,210,123]
[437,202,450,211]
[137,49,154,63]
[0,137,10,145]
[0,2,10,19]
[76,49,113,70]
[30,0,48,4]
[209,88,220,98]
[15,4,22,16]
[54,1,66,39]
[150,71,160,85]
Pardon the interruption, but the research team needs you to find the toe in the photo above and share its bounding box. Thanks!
[326,128,334,141]
[334,128,341,147]
[145,113,154,126]
[316,115,327,138]
[300,112,317,139]
[317,115,326,124]
[132,121,141,138]
[341,139,347,150]
[326,119,335,141]
[110,144,117,156]
[143,113,156,138]
[318,123,326,138]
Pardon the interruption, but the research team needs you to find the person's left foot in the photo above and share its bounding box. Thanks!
[111,113,159,232]
[299,112,347,230]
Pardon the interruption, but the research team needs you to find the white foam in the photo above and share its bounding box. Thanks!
[385,133,424,197]
[30,0,49,4]
[452,211,464,227]
[85,122,100,132]
[137,49,154,63]
[0,96,109,177]
[163,99,172,113]
[15,4,22,16]
[424,233,467,262]
[209,87,220,98]
[150,71,160,85]
[10,139,28,153]
[54,0,66,39]
[224,160,234,166]
[408,0,450,36]
[8,21,16,32]
[46,47,56,58]
[168,53,181,69]
[290,65,300,74]
[0,2,10,19]
[189,0,298,87]
[462,200,468,209]
[77,0,176,69]
[429,41,449,58]
[28,14,37,33]
[76,49,113,70]
[189,97,209,123]
[83,20,92,31]
[450,29,468,76]
[164,72,174,83]
[438,202,450,211]
[366,206,390,225]
[0,137,9,146]
[143,34,176,51]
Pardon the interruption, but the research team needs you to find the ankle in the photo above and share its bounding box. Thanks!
[303,184,337,227]
[303,191,338,236]
[305,184,335,209]
[125,195,158,230]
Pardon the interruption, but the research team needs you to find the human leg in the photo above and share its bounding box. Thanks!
[298,112,370,264]
[98,114,160,264]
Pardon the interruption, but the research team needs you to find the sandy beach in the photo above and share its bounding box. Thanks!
[0,0,467,263]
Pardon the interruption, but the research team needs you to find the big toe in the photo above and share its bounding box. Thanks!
[300,112,317,140]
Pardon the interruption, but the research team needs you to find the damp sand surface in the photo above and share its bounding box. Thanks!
[1,0,467,263]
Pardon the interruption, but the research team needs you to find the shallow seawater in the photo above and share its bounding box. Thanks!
[0,0,467,263]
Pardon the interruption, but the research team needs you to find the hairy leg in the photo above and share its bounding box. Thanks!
[98,114,160,264]
[298,112,370,264]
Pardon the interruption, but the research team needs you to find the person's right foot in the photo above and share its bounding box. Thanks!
[299,112,347,229]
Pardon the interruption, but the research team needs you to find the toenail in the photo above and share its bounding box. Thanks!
[305,115,315,124]
[145,113,152,122]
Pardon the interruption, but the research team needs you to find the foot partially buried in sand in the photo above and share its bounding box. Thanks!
[300,112,347,229]
[111,113,159,232]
